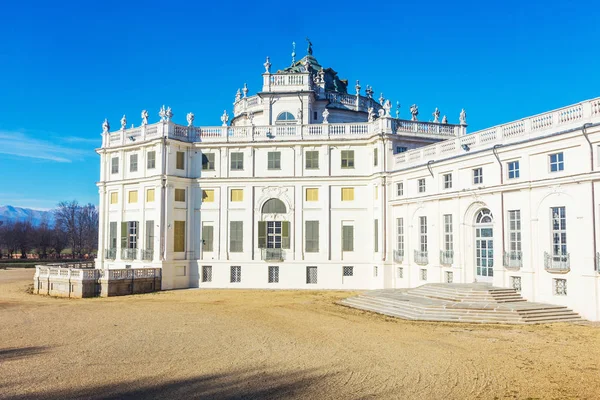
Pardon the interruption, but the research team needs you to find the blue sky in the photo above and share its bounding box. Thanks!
[0,0,598,210]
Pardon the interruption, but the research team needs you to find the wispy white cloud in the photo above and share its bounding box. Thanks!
[62,136,101,145]
[0,130,89,163]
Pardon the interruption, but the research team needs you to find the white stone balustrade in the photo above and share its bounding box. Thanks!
[262,73,310,92]
[394,98,600,168]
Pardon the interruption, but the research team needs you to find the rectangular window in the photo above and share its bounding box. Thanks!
[508,161,520,179]
[230,221,243,252]
[174,221,185,252]
[549,152,564,172]
[418,179,426,193]
[230,266,241,283]
[110,192,118,204]
[343,266,353,277]
[306,266,318,284]
[420,268,428,281]
[202,189,214,202]
[145,220,154,252]
[176,151,185,170]
[397,267,403,279]
[444,214,453,252]
[124,221,138,249]
[230,189,243,202]
[396,146,408,154]
[306,188,319,202]
[553,278,567,295]
[230,152,244,170]
[443,173,452,189]
[419,216,428,252]
[313,111,317,120]
[473,167,483,184]
[397,182,404,196]
[147,151,156,169]
[128,190,138,204]
[202,153,215,170]
[341,187,354,201]
[146,188,155,203]
[374,219,379,252]
[305,151,319,169]
[267,151,281,170]
[202,225,214,252]
[551,206,567,259]
[373,148,378,166]
[175,188,186,202]
[268,266,279,283]
[111,157,119,174]
[130,154,138,172]
[341,150,354,169]
[510,276,521,291]
[202,266,212,282]
[508,210,522,257]
[342,225,354,252]
[109,221,117,250]
[396,218,404,254]
[305,221,319,252]
[445,271,453,283]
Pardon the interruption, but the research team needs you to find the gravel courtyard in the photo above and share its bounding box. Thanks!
[1,268,600,399]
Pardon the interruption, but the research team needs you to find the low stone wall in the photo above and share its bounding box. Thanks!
[34,264,161,298]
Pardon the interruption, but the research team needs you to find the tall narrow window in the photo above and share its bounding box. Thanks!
[147,151,156,169]
[374,219,379,252]
[230,152,244,170]
[549,152,564,172]
[268,152,281,170]
[342,225,354,251]
[419,216,428,253]
[110,192,118,204]
[551,207,567,260]
[111,157,119,174]
[444,214,453,252]
[341,187,354,201]
[443,173,452,189]
[202,153,215,170]
[230,189,243,202]
[305,221,319,252]
[174,221,185,252]
[109,222,117,250]
[396,218,404,254]
[418,179,426,193]
[202,225,214,252]
[122,221,138,249]
[473,167,483,184]
[305,151,319,169]
[176,151,185,170]
[373,148,378,166]
[508,161,520,179]
[306,188,319,201]
[341,150,354,169]
[508,210,522,266]
[130,154,138,172]
[397,182,403,196]
[174,188,186,202]
[145,220,154,253]
[230,221,243,252]
[146,188,155,203]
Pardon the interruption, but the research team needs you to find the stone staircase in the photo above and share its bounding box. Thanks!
[339,283,582,324]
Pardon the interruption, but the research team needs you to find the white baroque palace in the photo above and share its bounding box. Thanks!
[96,44,600,320]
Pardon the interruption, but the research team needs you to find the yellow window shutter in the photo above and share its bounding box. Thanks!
[146,189,155,202]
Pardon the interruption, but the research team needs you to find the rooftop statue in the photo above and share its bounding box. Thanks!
[442,115,448,124]
[460,108,467,125]
[306,37,313,55]
[159,105,167,122]
[141,110,149,126]
[235,89,241,102]
[410,104,419,121]
[187,112,195,127]
[120,114,127,130]
[221,110,229,126]
[166,107,173,122]
[322,108,329,123]
[396,102,401,119]
[264,56,271,73]
[102,118,110,133]
[433,108,440,123]
[368,107,375,122]
[243,83,248,98]
[383,100,392,117]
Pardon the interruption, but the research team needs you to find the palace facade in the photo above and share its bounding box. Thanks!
[95,46,600,321]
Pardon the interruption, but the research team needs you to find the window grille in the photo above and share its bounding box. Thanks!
[397,267,403,279]
[445,271,453,283]
[510,276,521,291]
[306,266,318,284]
[202,266,212,282]
[230,266,241,283]
[553,278,567,295]
[343,266,353,277]
[420,269,427,281]
[268,266,279,283]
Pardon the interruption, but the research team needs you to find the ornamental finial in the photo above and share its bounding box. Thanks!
[396,102,400,119]
[242,83,248,98]
[355,80,361,95]
[291,41,296,64]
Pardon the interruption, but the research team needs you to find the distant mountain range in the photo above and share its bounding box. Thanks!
[0,205,55,226]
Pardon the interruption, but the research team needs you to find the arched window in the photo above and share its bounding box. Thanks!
[475,209,493,224]
[262,198,287,214]
[275,112,295,124]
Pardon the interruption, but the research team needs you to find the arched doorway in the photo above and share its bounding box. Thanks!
[474,208,494,282]
[259,199,290,260]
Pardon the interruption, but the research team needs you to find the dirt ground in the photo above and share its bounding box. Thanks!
[1,269,600,400]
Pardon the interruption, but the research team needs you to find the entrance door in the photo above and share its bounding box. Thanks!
[474,209,494,282]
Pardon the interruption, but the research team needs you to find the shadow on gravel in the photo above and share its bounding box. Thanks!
[0,346,48,361]
[3,369,327,400]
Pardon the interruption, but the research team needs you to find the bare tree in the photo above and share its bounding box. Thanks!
[55,200,80,258]
[35,217,53,259]
[54,201,98,258]
[80,203,99,256]
[13,220,34,259]
[51,225,68,259]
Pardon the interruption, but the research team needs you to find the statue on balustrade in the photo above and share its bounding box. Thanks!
[433,108,440,123]
[322,108,329,123]
[306,37,313,55]
[383,100,392,117]
[102,118,110,133]
[442,115,448,124]
[459,108,467,125]
[410,104,419,121]
[141,110,149,126]
[159,105,167,122]
[187,112,195,127]
[120,115,127,130]
[166,107,173,121]
[368,107,375,122]
[235,89,241,102]
[221,110,229,126]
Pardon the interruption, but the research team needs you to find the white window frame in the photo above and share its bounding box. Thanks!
[507,160,520,179]
[473,167,483,184]
[549,152,564,172]
[418,178,426,193]
[419,216,427,252]
[443,173,452,189]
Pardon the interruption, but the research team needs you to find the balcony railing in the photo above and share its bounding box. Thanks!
[393,249,404,263]
[544,251,570,273]
[121,248,137,260]
[503,251,523,269]
[141,249,153,261]
[440,250,454,265]
[414,250,428,266]
[261,248,285,262]
[105,248,116,260]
